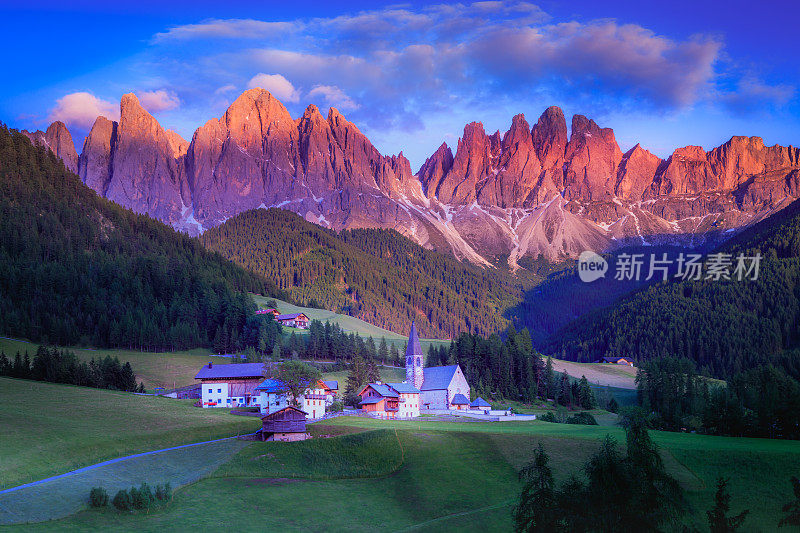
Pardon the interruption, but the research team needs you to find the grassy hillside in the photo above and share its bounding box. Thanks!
[252,295,452,353]
[0,378,259,489]
[202,208,526,338]
[4,416,797,531]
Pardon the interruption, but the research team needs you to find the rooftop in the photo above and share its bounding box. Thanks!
[255,378,287,393]
[470,397,491,408]
[195,362,267,380]
[277,313,308,321]
[451,393,470,405]
[421,365,459,391]
[388,382,420,394]
[323,380,339,391]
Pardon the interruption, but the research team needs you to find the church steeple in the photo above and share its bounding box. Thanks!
[405,321,424,389]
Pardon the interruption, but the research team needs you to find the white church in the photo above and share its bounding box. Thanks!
[405,322,471,410]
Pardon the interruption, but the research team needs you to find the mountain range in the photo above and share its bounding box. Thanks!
[22,88,800,268]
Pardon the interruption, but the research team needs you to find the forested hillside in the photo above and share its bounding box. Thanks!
[200,208,524,338]
[0,126,278,350]
[544,199,800,379]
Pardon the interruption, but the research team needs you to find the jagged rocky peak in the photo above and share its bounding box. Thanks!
[615,143,662,201]
[165,130,189,159]
[433,121,494,204]
[563,114,623,202]
[21,120,79,174]
[79,116,117,195]
[418,142,454,198]
[532,106,568,164]
[648,145,714,197]
[708,135,800,190]
[103,93,189,224]
[480,113,542,208]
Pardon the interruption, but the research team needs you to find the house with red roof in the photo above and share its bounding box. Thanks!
[358,381,421,419]
[276,312,310,329]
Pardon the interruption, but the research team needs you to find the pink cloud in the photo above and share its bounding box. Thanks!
[137,89,180,113]
[48,92,118,129]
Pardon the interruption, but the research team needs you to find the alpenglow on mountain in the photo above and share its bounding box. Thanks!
[23,88,800,268]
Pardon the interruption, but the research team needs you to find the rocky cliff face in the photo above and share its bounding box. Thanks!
[78,94,190,226]
[21,121,79,173]
[34,88,800,268]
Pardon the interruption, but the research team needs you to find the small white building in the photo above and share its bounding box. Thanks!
[255,378,289,415]
[255,377,331,419]
[301,380,331,419]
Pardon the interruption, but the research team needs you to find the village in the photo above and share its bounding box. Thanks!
[190,322,509,442]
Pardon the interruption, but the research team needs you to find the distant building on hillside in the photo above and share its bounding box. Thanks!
[404,322,471,410]
[194,362,267,408]
[259,406,308,442]
[596,356,635,367]
[276,312,310,329]
[256,308,280,318]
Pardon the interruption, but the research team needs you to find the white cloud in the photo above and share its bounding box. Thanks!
[137,89,180,113]
[48,92,118,129]
[152,19,295,42]
[246,73,300,103]
[308,85,359,111]
[215,84,237,95]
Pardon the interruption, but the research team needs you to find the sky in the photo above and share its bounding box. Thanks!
[1,0,798,169]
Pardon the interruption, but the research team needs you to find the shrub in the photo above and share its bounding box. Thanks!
[329,401,344,413]
[132,483,154,510]
[566,412,598,425]
[155,482,172,501]
[112,489,132,512]
[539,411,556,422]
[89,487,108,507]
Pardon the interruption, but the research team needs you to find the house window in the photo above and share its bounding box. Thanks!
[218,388,221,393]
[208,389,212,393]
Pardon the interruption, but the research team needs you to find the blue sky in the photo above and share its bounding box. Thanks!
[1,0,798,169]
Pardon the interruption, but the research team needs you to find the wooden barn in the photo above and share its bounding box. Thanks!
[259,406,308,442]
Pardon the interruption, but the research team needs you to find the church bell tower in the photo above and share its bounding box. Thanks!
[405,321,424,390]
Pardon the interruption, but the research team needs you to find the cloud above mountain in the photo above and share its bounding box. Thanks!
[32,1,796,168]
[48,92,118,129]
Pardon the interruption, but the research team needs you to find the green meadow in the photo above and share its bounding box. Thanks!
[0,378,259,490]
[1,378,798,531]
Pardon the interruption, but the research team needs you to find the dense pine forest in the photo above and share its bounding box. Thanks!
[543,198,800,380]
[0,126,279,350]
[200,208,524,338]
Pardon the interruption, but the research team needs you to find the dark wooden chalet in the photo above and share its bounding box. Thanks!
[259,406,308,442]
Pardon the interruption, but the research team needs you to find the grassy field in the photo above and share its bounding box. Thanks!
[0,378,260,490]
[549,358,637,388]
[0,337,232,392]
[3,403,798,531]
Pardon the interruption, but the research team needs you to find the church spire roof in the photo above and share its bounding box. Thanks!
[406,321,422,358]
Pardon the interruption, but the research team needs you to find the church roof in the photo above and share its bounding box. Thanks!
[420,365,459,391]
[406,321,423,358]
[451,393,470,405]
